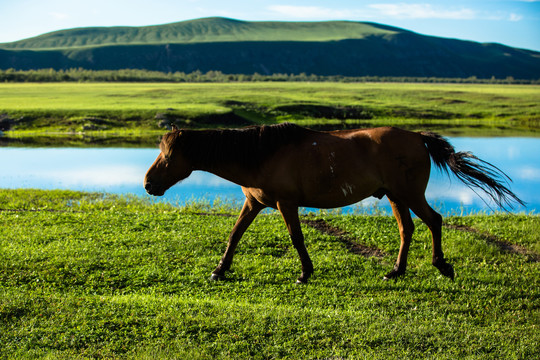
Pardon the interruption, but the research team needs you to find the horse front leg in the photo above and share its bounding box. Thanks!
[210,198,265,281]
[384,198,415,280]
[277,201,313,284]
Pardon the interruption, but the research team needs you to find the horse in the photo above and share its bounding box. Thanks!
[144,123,524,284]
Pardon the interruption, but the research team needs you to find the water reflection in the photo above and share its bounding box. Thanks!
[0,147,245,206]
[1,138,538,214]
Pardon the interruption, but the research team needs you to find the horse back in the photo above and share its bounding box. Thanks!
[352,127,432,194]
[310,126,431,202]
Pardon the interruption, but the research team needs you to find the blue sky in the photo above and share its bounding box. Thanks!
[1,0,539,51]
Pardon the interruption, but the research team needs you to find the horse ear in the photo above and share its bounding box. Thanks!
[170,123,179,132]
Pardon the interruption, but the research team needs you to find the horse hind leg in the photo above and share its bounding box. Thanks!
[409,196,454,280]
[384,197,415,280]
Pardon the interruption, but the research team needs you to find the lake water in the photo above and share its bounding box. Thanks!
[1,137,539,214]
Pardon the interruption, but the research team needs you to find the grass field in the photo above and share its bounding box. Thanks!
[1,82,539,145]
[1,82,539,357]
[1,189,539,359]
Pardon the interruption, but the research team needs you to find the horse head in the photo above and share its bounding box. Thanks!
[144,127,193,196]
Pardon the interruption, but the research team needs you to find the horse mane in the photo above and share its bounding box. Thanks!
[169,123,311,171]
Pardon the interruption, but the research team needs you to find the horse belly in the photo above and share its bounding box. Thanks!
[297,151,381,208]
[301,177,380,208]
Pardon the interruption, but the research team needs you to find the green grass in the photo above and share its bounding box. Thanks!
[1,189,539,359]
[1,82,539,146]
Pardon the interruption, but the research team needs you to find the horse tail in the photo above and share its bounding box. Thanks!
[420,131,525,210]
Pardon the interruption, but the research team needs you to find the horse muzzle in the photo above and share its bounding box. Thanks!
[144,181,165,196]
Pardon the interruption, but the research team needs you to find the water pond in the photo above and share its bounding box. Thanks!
[1,137,538,214]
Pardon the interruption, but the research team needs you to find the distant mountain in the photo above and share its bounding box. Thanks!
[1,17,539,79]
[0,17,398,49]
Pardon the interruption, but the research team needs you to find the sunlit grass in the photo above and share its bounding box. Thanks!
[1,189,539,359]
[0,82,538,139]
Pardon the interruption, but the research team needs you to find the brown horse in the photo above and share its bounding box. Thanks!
[144,123,524,283]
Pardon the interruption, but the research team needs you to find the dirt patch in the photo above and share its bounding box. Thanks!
[160,110,254,129]
[193,112,254,126]
[445,223,539,262]
[389,106,457,119]
[274,104,374,120]
[190,212,236,218]
[302,218,386,259]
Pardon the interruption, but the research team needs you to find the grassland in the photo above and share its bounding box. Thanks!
[0,189,539,359]
[1,81,538,358]
[1,82,539,146]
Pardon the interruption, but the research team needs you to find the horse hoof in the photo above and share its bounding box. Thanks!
[439,263,455,280]
[295,279,308,285]
[433,259,455,280]
[383,268,405,280]
[209,273,226,281]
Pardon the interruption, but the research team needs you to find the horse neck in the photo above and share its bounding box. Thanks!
[183,129,260,186]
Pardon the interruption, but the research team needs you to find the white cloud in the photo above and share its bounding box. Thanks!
[426,184,477,205]
[368,3,477,20]
[266,3,526,24]
[183,171,236,188]
[48,166,143,187]
[517,167,540,181]
[509,13,524,21]
[49,12,69,20]
[267,5,350,19]
[267,3,482,21]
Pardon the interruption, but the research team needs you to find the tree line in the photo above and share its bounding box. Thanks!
[1,68,537,84]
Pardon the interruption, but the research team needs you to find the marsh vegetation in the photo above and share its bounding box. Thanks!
[1,82,538,146]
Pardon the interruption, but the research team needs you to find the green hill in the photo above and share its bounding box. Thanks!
[0,17,397,49]
[1,17,539,79]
